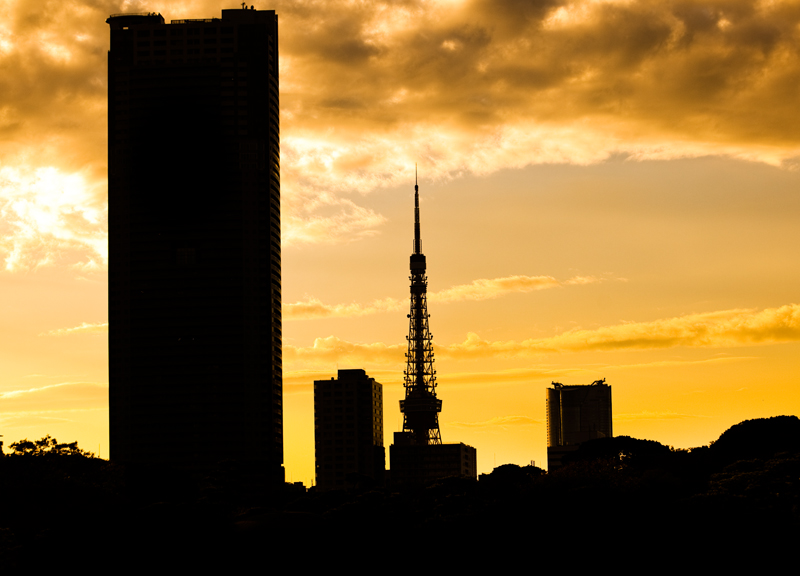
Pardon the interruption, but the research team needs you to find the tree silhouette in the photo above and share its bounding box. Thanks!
[561,435,672,469]
[709,415,800,465]
[8,435,95,457]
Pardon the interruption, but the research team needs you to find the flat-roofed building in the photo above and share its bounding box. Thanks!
[390,437,477,486]
[314,369,385,491]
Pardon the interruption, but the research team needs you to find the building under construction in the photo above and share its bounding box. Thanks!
[546,379,612,470]
[389,173,477,486]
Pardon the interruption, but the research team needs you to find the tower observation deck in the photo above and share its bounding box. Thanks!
[400,170,442,445]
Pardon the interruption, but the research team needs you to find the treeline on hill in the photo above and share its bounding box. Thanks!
[2,416,799,566]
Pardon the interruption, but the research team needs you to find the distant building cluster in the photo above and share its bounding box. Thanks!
[313,175,477,490]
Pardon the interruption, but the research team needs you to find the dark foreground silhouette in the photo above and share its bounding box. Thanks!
[2,416,799,568]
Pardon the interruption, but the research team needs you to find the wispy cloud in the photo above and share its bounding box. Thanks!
[0,381,107,412]
[285,274,601,320]
[285,336,406,365]
[41,322,108,337]
[282,192,387,246]
[442,304,800,358]
[430,275,563,303]
[285,303,800,365]
[285,297,404,321]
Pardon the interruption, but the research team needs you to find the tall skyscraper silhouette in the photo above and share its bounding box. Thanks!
[314,369,385,491]
[107,8,282,479]
[546,380,612,470]
[390,174,476,485]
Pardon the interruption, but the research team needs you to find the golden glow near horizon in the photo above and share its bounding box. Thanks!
[2,0,800,483]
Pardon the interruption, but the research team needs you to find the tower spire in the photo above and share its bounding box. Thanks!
[414,163,421,255]
[400,170,442,445]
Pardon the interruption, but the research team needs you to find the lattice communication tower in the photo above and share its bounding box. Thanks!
[400,170,443,445]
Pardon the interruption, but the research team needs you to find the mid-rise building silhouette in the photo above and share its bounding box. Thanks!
[107,8,282,479]
[390,173,477,485]
[546,379,612,470]
[314,369,385,491]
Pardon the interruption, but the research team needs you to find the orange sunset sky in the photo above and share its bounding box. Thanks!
[2,0,800,485]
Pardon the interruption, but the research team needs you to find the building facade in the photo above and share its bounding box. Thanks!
[546,380,612,470]
[390,440,476,486]
[107,8,282,478]
[314,370,385,491]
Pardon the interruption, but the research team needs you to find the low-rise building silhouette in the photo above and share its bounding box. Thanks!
[391,437,476,486]
[314,369,385,490]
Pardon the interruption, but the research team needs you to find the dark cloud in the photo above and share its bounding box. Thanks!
[277,0,800,147]
[6,0,800,170]
[0,1,133,168]
[4,0,800,261]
